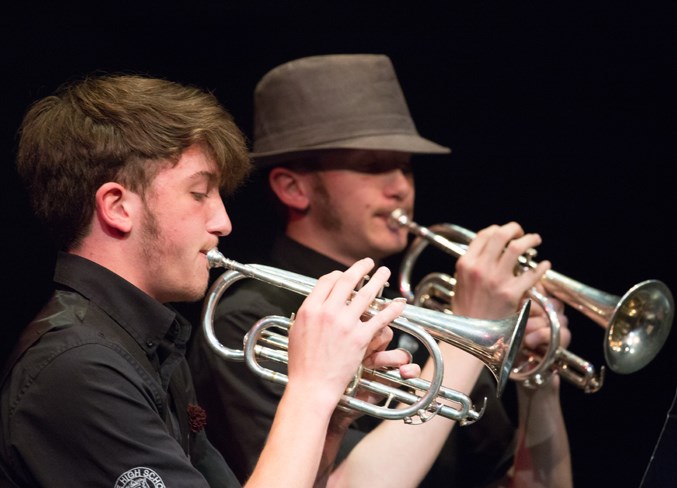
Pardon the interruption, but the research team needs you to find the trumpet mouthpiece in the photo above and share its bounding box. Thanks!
[388,208,410,230]
[206,248,226,269]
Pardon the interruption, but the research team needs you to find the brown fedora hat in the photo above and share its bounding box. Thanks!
[250,54,450,167]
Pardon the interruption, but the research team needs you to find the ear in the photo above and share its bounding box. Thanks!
[95,182,135,235]
[268,167,311,211]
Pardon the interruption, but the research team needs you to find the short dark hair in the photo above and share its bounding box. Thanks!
[16,74,251,250]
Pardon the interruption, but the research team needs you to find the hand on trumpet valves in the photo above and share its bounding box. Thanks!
[452,222,551,320]
[522,293,571,353]
[330,343,422,429]
[516,293,571,388]
[285,257,416,410]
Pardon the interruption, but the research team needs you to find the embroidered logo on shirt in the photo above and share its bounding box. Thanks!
[115,467,166,488]
[188,403,207,432]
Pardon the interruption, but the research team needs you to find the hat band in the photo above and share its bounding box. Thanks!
[254,113,418,154]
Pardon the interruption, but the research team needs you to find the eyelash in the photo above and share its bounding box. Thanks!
[192,192,209,201]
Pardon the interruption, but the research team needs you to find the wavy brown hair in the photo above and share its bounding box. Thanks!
[16,74,251,250]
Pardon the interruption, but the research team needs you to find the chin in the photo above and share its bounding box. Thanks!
[172,275,210,303]
[191,281,211,301]
[171,288,207,304]
[389,236,409,253]
[374,243,406,261]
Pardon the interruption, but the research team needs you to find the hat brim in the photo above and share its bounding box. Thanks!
[250,133,451,168]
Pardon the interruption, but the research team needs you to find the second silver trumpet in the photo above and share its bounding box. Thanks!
[389,208,674,393]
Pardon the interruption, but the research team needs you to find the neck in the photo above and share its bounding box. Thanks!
[286,221,368,268]
[71,231,151,297]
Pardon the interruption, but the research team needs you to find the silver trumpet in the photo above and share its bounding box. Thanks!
[389,209,674,393]
[202,248,531,425]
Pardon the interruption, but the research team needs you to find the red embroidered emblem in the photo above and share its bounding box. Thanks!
[188,403,207,433]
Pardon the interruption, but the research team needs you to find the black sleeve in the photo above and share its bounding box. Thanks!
[8,343,214,488]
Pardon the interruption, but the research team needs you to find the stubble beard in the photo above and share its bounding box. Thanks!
[310,175,398,261]
[311,175,343,233]
[139,203,206,302]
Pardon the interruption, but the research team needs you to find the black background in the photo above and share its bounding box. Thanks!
[1,2,675,487]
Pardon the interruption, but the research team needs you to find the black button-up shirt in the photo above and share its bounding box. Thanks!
[1,252,239,487]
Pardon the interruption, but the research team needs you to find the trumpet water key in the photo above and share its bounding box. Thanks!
[201,248,531,424]
[389,209,674,393]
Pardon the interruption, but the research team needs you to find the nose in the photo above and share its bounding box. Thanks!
[208,197,232,237]
[384,169,414,201]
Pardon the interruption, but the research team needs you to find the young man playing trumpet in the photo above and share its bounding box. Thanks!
[0,73,419,488]
[188,54,573,488]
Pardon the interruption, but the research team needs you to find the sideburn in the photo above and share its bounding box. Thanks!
[309,173,342,233]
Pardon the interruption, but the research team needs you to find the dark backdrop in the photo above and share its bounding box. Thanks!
[1,3,675,487]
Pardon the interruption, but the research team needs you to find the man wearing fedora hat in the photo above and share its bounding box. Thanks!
[189,54,573,487]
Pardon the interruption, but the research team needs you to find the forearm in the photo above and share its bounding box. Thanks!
[314,412,355,488]
[510,379,572,488]
[329,343,485,488]
[247,260,410,487]
[245,384,335,488]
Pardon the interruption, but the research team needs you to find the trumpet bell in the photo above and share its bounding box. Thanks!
[604,279,674,374]
[402,296,531,397]
[541,270,675,375]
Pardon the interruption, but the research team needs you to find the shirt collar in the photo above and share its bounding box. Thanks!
[53,252,177,354]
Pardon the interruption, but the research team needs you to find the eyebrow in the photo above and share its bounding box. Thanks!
[188,170,219,185]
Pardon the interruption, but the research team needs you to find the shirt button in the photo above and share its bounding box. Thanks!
[146,340,154,347]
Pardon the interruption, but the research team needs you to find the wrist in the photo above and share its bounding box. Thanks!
[516,374,561,403]
[285,379,344,419]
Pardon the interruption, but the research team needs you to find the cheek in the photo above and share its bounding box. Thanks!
[170,205,206,230]
[349,178,381,206]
